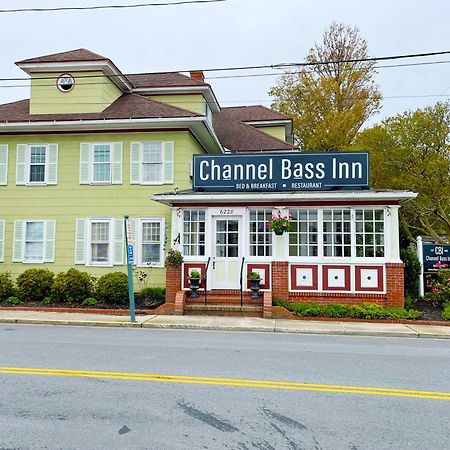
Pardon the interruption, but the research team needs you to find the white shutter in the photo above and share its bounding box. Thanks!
[0,144,8,185]
[113,218,124,265]
[75,218,87,264]
[12,220,24,262]
[130,142,141,184]
[111,142,123,184]
[16,144,27,185]
[163,142,174,184]
[0,220,4,262]
[79,143,90,184]
[44,220,56,262]
[47,144,58,185]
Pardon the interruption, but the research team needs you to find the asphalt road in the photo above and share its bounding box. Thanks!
[0,324,449,450]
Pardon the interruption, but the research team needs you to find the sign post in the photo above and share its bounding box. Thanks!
[124,215,135,322]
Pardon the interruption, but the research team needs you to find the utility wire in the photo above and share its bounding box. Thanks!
[3,50,450,83]
[0,0,227,13]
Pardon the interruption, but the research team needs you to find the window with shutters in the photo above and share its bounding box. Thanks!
[13,220,56,263]
[79,142,122,185]
[130,141,173,185]
[138,218,165,266]
[16,144,58,186]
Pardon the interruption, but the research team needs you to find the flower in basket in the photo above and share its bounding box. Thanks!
[268,212,292,235]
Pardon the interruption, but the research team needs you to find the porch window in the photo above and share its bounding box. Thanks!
[289,209,318,256]
[249,209,272,256]
[355,209,384,257]
[141,220,163,266]
[323,209,352,257]
[183,210,205,256]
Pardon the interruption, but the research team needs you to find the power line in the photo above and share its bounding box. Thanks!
[0,0,227,14]
[2,50,450,83]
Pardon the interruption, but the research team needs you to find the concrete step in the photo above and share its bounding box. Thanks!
[184,304,263,317]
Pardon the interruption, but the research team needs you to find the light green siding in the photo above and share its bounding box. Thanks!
[30,71,122,114]
[257,126,286,141]
[0,131,204,286]
[147,94,205,115]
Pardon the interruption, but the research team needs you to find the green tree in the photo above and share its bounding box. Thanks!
[269,22,381,151]
[355,102,450,242]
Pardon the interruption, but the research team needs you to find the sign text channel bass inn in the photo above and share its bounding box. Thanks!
[193,152,369,192]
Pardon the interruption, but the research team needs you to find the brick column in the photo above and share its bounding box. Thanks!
[272,261,289,301]
[166,266,182,304]
[386,262,404,307]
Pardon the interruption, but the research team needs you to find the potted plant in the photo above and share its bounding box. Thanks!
[188,270,201,298]
[268,211,292,235]
[165,249,183,268]
[249,271,261,299]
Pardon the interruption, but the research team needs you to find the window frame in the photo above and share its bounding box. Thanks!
[91,143,112,184]
[23,220,45,263]
[182,209,206,258]
[136,218,165,267]
[249,208,273,258]
[27,144,48,185]
[287,208,386,261]
[87,218,113,266]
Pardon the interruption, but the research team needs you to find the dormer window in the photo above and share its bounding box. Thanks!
[57,73,75,92]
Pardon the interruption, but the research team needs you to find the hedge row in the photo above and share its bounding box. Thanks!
[275,300,423,320]
[0,268,165,307]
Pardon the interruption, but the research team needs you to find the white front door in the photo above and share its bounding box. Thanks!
[211,216,242,289]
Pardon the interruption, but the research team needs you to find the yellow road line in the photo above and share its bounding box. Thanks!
[0,366,449,401]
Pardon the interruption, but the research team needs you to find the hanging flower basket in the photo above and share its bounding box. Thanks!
[268,212,292,235]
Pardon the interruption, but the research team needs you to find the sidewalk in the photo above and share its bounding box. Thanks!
[0,310,449,339]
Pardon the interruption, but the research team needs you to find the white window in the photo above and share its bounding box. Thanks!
[79,142,122,185]
[12,220,56,263]
[130,141,173,185]
[323,209,352,257]
[75,218,124,266]
[137,218,165,267]
[289,209,318,257]
[182,210,205,256]
[249,209,272,257]
[355,209,385,257]
[16,144,58,186]
[0,145,8,186]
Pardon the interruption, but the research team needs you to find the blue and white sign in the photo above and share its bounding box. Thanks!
[193,152,369,192]
[127,244,134,265]
[423,243,450,272]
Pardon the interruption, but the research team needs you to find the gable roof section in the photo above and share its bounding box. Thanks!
[15,48,111,65]
[213,106,296,152]
[0,94,201,123]
[128,72,209,89]
[219,105,291,122]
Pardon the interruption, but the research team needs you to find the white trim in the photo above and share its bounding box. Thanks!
[153,190,418,204]
[22,220,46,264]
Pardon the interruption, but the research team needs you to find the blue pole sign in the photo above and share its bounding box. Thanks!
[422,243,450,272]
[193,152,369,192]
[124,215,135,322]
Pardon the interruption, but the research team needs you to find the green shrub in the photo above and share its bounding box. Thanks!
[81,297,98,306]
[165,249,183,268]
[401,248,421,299]
[274,300,422,320]
[53,268,95,303]
[0,272,15,301]
[404,295,414,311]
[16,269,54,302]
[425,267,450,306]
[442,303,450,321]
[138,287,165,302]
[42,297,54,305]
[95,272,128,304]
[6,296,21,305]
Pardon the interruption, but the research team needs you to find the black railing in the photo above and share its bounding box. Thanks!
[239,256,245,307]
[204,256,211,306]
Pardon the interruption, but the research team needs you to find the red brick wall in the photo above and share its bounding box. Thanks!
[385,262,405,307]
[272,261,289,300]
[166,266,182,304]
[288,291,386,305]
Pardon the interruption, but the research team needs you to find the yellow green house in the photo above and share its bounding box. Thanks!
[0,49,295,287]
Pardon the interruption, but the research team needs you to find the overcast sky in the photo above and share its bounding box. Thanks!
[1,0,450,125]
